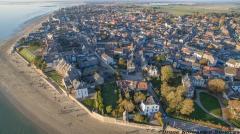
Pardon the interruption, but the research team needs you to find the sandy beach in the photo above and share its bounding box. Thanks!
[0,14,160,134]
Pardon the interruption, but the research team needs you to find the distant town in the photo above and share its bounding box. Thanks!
[14,4,240,132]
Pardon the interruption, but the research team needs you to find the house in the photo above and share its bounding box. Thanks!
[226,59,240,68]
[55,58,72,76]
[182,74,195,98]
[144,65,159,77]
[75,88,88,99]
[72,79,88,99]
[93,72,104,85]
[203,53,217,66]
[191,75,206,88]
[224,67,237,81]
[101,53,114,65]
[140,96,159,116]
[127,60,136,73]
[114,48,123,56]
[137,81,148,91]
[227,82,240,99]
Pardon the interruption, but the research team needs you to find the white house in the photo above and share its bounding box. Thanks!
[76,88,88,99]
[140,96,159,116]
[101,53,114,65]
[144,65,159,77]
[127,60,135,73]
[72,79,88,99]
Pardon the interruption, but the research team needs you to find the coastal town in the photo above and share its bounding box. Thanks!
[14,4,240,132]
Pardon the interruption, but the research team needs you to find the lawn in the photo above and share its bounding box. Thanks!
[101,82,119,108]
[82,98,95,109]
[189,102,228,126]
[199,92,222,117]
[46,71,63,86]
[28,44,41,53]
[18,48,35,63]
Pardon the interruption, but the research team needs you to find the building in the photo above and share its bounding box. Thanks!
[55,58,72,76]
[140,96,159,116]
[127,60,136,73]
[75,88,88,99]
[227,82,240,99]
[226,59,240,69]
[182,74,195,98]
[101,53,114,65]
[72,79,88,99]
[224,67,237,81]
[144,65,159,77]
[93,72,104,85]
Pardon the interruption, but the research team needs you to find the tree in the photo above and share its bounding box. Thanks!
[119,99,135,112]
[160,82,171,98]
[94,90,104,113]
[133,113,145,123]
[154,112,163,126]
[134,92,146,104]
[199,58,208,66]
[106,105,113,114]
[180,99,195,115]
[161,65,173,82]
[154,55,166,63]
[208,79,226,93]
[118,58,126,69]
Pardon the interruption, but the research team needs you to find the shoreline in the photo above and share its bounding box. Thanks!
[0,9,156,134]
[0,13,59,134]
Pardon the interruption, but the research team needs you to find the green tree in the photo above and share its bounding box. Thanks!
[208,79,226,93]
[120,99,135,112]
[199,58,208,65]
[134,92,146,104]
[161,65,173,82]
[133,113,145,123]
[106,105,113,114]
[94,90,104,113]
[154,55,166,63]
[180,99,195,115]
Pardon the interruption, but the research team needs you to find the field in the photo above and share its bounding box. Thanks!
[28,44,41,53]
[101,82,119,108]
[199,92,222,117]
[18,48,35,63]
[150,4,240,16]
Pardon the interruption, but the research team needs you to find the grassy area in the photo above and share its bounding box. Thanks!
[199,92,222,117]
[189,102,228,126]
[101,82,119,108]
[18,48,35,63]
[82,98,95,109]
[28,44,41,52]
[151,4,240,16]
[46,71,63,86]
